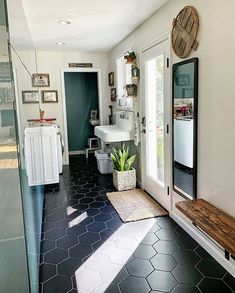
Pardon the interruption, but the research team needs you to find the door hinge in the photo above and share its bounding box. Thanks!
[167,186,170,195]
[141,116,146,133]
[166,57,169,68]
[166,124,169,134]
[141,116,146,127]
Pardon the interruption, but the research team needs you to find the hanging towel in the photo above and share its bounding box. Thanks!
[134,112,140,147]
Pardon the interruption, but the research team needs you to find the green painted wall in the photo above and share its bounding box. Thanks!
[0,0,6,26]
[64,72,99,152]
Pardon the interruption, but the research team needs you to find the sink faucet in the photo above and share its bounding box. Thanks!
[120,112,129,120]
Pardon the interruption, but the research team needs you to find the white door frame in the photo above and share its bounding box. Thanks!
[61,68,103,165]
[140,32,172,210]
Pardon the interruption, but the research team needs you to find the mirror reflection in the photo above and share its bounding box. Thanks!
[172,58,198,199]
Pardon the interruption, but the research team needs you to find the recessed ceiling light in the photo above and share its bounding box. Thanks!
[56,42,66,45]
[58,20,71,25]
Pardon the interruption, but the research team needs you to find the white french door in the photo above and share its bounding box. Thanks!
[141,38,171,211]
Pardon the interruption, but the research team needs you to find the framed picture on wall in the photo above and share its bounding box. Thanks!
[108,72,114,86]
[111,88,116,102]
[41,90,58,103]
[22,91,39,103]
[32,73,50,87]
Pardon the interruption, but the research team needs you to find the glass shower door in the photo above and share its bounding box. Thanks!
[1,0,45,292]
[0,0,30,292]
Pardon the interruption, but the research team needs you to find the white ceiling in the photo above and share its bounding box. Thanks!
[21,0,168,52]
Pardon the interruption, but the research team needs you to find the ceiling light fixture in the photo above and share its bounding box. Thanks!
[58,20,71,25]
[56,42,66,45]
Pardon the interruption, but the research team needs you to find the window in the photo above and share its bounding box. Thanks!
[116,56,132,99]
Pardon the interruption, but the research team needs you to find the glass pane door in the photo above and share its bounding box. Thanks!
[146,54,165,184]
[142,38,170,211]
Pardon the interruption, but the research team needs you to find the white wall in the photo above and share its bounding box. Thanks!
[109,0,235,216]
[15,51,109,163]
[108,0,235,274]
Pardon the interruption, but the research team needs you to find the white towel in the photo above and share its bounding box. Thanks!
[134,112,140,147]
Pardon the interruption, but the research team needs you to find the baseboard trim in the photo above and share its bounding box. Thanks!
[69,150,85,155]
[136,179,142,188]
[170,210,235,277]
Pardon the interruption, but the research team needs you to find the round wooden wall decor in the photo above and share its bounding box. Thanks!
[172,6,199,58]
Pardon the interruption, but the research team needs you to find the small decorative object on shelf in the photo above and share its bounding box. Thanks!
[125,84,137,96]
[131,65,139,80]
[111,144,137,191]
[40,109,44,120]
[124,51,136,64]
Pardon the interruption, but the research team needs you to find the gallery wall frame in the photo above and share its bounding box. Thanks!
[32,73,50,87]
[41,90,58,103]
[22,91,39,104]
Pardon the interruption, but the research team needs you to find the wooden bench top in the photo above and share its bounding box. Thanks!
[176,199,235,256]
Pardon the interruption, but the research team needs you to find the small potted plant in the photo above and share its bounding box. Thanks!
[124,84,138,96]
[131,65,139,79]
[111,144,137,191]
[124,51,136,64]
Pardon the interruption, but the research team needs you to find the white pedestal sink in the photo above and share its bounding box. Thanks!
[95,111,134,143]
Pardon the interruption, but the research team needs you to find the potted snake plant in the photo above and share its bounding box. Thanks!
[111,144,137,191]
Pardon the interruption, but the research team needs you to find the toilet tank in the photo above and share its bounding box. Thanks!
[115,111,134,131]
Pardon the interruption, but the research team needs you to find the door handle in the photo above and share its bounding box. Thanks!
[141,117,146,127]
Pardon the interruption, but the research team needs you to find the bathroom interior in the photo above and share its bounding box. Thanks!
[0,0,235,293]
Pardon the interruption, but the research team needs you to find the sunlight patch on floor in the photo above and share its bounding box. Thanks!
[74,218,156,293]
[68,211,88,228]
[0,158,18,169]
[0,144,16,153]
[67,206,77,216]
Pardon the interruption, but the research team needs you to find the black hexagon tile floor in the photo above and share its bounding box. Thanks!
[40,155,235,293]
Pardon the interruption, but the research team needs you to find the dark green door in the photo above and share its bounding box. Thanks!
[64,72,99,152]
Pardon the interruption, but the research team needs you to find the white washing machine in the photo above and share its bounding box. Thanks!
[24,123,63,186]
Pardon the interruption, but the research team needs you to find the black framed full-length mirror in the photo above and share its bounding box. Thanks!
[172,57,198,199]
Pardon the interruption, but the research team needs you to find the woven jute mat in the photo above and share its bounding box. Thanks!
[107,188,168,222]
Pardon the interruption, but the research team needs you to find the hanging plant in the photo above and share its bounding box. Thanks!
[124,84,137,96]
[124,51,136,63]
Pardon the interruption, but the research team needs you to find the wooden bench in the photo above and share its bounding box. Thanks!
[176,199,235,260]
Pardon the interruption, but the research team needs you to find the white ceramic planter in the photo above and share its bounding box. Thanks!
[113,168,136,191]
